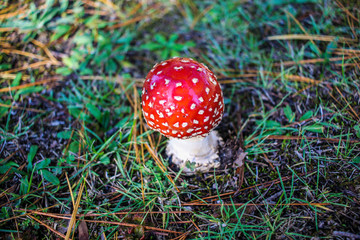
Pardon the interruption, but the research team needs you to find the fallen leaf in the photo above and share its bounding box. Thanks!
[78,221,89,240]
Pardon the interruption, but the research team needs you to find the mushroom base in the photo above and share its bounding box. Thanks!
[166,131,222,174]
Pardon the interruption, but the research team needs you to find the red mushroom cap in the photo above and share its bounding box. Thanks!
[141,57,224,139]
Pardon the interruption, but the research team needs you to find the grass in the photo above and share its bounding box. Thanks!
[0,0,360,239]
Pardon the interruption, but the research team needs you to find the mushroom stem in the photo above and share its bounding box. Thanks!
[166,131,222,173]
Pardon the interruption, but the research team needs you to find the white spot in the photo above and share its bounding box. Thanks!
[193,120,199,124]
[142,101,145,106]
[204,116,209,122]
[197,67,203,72]
[205,88,210,94]
[201,63,210,70]
[209,76,217,85]
[198,97,204,103]
[198,110,204,115]
[190,66,196,69]
[150,114,155,119]
[173,122,179,127]
[159,100,166,105]
[214,94,219,103]
[170,105,175,110]
[148,102,154,108]
[142,89,145,94]
[186,128,194,133]
[204,126,208,129]
[190,104,196,110]
[156,111,164,118]
[174,96,183,101]
[150,83,156,90]
[147,121,154,126]
[157,92,160,95]
[181,59,190,63]
[152,97,155,101]
[150,69,154,72]
[174,66,183,70]
[146,96,149,100]
[209,108,213,112]
[162,122,168,127]
[156,71,162,75]
[192,78,199,84]
[182,122,188,127]
[172,130,178,134]
[161,62,167,66]
[177,134,181,137]
[165,79,170,85]
[167,112,173,116]
[176,82,182,87]
[144,112,149,116]
[181,108,185,113]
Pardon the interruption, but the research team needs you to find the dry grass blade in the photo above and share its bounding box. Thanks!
[267,34,357,44]
[190,4,214,29]
[0,73,30,79]
[335,0,359,23]
[334,86,360,121]
[65,174,87,240]
[31,39,60,64]
[284,10,321,54]
[144,143,180,192]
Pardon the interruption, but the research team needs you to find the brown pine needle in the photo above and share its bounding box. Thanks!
[31,39,60,64]
[0,60,55,75]
[336,0,359,23]
[0,48,49,61]
[0,102,46,113]
[262,135,359,144]
[267,34,357,44]
[274,56,353,67]
[182,202,330,207]
[28,214,70,239]
[0,76,62,93]
[84,219,183,234]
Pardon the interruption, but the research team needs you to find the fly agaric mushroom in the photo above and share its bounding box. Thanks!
[141,57,224,173]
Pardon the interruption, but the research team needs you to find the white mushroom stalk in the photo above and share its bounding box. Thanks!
[166,131,222,173]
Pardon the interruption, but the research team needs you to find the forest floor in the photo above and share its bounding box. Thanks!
[0,0,359,239]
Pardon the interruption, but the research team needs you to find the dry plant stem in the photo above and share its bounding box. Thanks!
[166,131,222,174]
